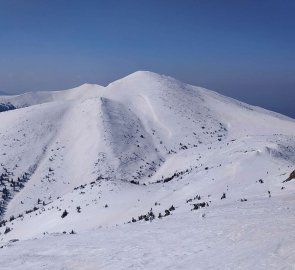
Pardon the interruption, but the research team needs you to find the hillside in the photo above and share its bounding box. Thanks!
[0,71,294,269]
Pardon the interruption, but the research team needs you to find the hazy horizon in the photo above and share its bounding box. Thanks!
[0,0,294,118]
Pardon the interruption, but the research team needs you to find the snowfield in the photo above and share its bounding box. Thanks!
[0,71,294,269]
[1,196,295,270]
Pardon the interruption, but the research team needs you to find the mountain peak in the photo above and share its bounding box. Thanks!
[128,70,161,77]
[107,70,180,90]
[77,82,102,88]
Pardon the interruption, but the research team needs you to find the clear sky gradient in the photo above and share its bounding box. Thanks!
[0,0,294,118]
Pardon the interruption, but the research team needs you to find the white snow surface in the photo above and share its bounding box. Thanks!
[0,71,294,269]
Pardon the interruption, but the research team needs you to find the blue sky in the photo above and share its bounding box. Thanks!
[0,0,294,118]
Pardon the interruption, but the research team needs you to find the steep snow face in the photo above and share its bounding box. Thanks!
[0,71,295,267]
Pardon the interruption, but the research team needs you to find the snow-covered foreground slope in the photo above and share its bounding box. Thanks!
[1,196,295,270]
[0,71,294,269]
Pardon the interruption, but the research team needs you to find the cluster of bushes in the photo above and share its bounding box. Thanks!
[129,205,176,223]
[186,195,201,203]
[158,205,175,218]
[152,168,193,184]
[74,184,87,190]
[0,168,31,218]
[192,202,209,210]
[0,103,16,112]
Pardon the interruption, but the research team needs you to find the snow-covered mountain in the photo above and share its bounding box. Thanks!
[0,71,294,269]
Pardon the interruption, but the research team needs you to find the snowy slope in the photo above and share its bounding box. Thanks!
[1,196,295,270]
[0,71,294,269]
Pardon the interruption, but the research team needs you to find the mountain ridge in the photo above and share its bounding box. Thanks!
[1,71,294,123]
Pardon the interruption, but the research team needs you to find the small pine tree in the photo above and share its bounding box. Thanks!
[164,209,170,216]
[61,209,68,218]
[169,205,175,211]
